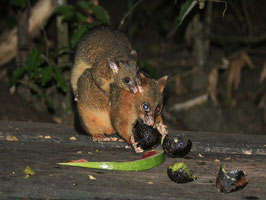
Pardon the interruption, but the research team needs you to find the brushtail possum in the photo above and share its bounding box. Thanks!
[77,69,168,153]
[71,25,141,100]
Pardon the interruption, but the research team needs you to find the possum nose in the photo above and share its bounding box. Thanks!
[132,87,138,93]
[144,113,155,126]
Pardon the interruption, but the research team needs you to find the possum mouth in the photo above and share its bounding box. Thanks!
[137,113,154,126]
[129,85,138,93]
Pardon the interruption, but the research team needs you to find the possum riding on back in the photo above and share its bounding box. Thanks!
[71,25,141,100]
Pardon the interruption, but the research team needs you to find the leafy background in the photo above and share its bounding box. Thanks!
[0,0,265,134]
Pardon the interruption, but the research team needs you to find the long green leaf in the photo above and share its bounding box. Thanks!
[52,66,67,93]
[25,50,42,76]
[71,24,89,47]
[56,4,75,21]
[41,67,52,87]
[177,0,198,25]
[10,66,25,84]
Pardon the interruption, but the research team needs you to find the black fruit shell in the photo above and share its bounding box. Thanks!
[167,168,194,183]
[162,135,192,157]
[216,164,248,193]
[133,124,162,150]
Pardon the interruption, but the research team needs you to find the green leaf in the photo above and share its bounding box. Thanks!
[56,4,75,21]
[41,67,52,87]
[28,82,41,94]
[52,66,67,93]
[177,0,198,25]
[71,24,89,47]
[10,66,25,84]
[10,0,27,8]
[89,4,110,24]
[78,1,110,24]
[25,50,42,76]
[76,12,87,23]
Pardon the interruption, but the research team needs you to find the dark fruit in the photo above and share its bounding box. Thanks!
[162,135,192,157]
[216,164,248,193]
[133,124,162,150]
[167,162,196,184]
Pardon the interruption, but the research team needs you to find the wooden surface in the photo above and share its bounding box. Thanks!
[0,120,265,200]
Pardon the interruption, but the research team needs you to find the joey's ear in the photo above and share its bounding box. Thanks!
[158,75,169,93]
[130,49,137,60]
[140,72,146,79]
[108,60,119,74]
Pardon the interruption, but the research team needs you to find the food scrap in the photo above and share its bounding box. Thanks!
[23,165,36,179]
[167,162,196,184]
[216,164,248,193]
[57,150,165,171]
[70,136,77,140]
[6,136,18,141]
[88,175,96,180]
[162,135,192,157]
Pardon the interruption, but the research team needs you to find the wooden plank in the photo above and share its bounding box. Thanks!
[0,120,265,199]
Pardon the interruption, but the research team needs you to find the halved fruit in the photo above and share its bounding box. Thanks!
[57,149,165,171]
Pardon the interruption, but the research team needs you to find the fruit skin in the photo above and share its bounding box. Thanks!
[167,162,196,183]
[57,149,165,171]
[216,164,248,193]
[162,135,192,157]
[134,124,162,150]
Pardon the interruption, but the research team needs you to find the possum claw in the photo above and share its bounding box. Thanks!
[130,136,144,153]
[155,122,168,140]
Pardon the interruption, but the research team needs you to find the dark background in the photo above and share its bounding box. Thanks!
[0,0,265,135]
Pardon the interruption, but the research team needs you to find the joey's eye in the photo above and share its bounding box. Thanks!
[142,103,150,112]
[123,77,131,84]
[156,105,161,113]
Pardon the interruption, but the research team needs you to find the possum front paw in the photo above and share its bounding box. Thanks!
[155,121,168,141]
[130,136,144,153]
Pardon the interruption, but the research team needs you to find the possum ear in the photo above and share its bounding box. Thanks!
[108,60,119,74]
[158,75,169,93]
[130,49,137,60]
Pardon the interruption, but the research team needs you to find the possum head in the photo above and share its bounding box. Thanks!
[108,50,141,93]
[136,74,168,126]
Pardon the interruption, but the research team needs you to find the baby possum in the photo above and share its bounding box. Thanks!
[71,25,141,101]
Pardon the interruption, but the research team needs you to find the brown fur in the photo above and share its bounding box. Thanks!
[110,74,168,145]
[77,69,115,137]
[71,25,139,97]
[77,69,168,152]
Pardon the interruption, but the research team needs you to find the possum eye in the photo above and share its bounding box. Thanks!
[156,104,161,113]
[142,103,151,112]
[123,77,131,85]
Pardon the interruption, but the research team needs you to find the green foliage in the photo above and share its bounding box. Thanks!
[177,0,198,26]
[71,24,90,47]
[138,61,158,79]
[56,0,110,47]
[55,4,75,21]
[10,0,27,8]
[9,50,67,110]
[8,1,110,111]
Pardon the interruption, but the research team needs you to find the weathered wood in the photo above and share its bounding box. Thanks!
[0,120,265,199]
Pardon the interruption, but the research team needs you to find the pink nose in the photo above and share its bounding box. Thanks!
[132,87,138,93]
[146,119,154,126]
